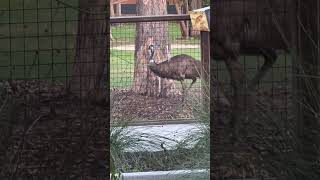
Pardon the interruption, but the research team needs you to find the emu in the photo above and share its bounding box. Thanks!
[147,45,200,96]
[212,0,292,90]
[147,45,230,106]
[211,0,294,137]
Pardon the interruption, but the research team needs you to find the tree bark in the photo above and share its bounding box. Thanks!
[68,0,107,102]
[115,3,121,16]
[110,0,115,17]
[110,1,115,41]
[133,0,178,97]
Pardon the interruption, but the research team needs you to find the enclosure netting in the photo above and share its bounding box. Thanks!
[110,20,204,124]
[0,0,108,179]
[211,0,296,179]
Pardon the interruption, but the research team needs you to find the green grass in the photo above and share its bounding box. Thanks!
[111,23,200,45]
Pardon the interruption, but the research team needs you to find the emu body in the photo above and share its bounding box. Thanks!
[211,0,292,67]
[147,45,230,106]
[147,45,201,95]
[148,54,201,83]
[211,0,294,137]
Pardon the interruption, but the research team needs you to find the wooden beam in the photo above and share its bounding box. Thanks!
[110,14,190,23]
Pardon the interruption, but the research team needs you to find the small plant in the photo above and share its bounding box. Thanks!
[110,120,180,172]
[110,158,123,180]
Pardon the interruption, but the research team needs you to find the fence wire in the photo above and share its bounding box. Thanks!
[0,0,108,179]
[110,19,204,123]
[211,0,302,179]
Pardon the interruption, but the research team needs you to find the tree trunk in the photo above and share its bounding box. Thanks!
[110,1,115,41]
[68,0,107,102]
[174,0,189,39]
[115,3,121,16]
[110,0,115,17]
[133,0,178,97]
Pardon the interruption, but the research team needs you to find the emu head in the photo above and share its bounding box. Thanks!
[147,45,155,64]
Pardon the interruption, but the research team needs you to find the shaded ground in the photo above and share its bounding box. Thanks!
[0,80,293,178]
[0,80,108,179]
[212,86,292,179]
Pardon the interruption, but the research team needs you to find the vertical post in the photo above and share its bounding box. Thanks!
[201,31,210,111]
[116,3,122,16]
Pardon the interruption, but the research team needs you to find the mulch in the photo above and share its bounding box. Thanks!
[0,80,201,178]
[111,88,202,123]
[1,80,108,179]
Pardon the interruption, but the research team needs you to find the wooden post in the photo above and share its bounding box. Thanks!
[201,31,210,111]
[115,3,122,16]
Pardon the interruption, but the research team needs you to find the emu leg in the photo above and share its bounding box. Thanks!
[180,80,186,102]
[248,48,277,89]
[224,57,250,142]
[211,76,231,107]
[188,79,197,90]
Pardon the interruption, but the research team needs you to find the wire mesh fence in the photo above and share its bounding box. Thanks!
[210,0,313,179]
[0,0,319,179]
[0,0,108,179]
[110,17,205,123]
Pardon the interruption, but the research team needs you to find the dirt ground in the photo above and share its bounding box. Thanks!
[111,88,203,123]
[0,80,108,178]
[1,80,292,178]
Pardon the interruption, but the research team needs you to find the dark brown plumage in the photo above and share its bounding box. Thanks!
[146,45,231,106]
[148,54,201,81]
[147,45,201,93]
